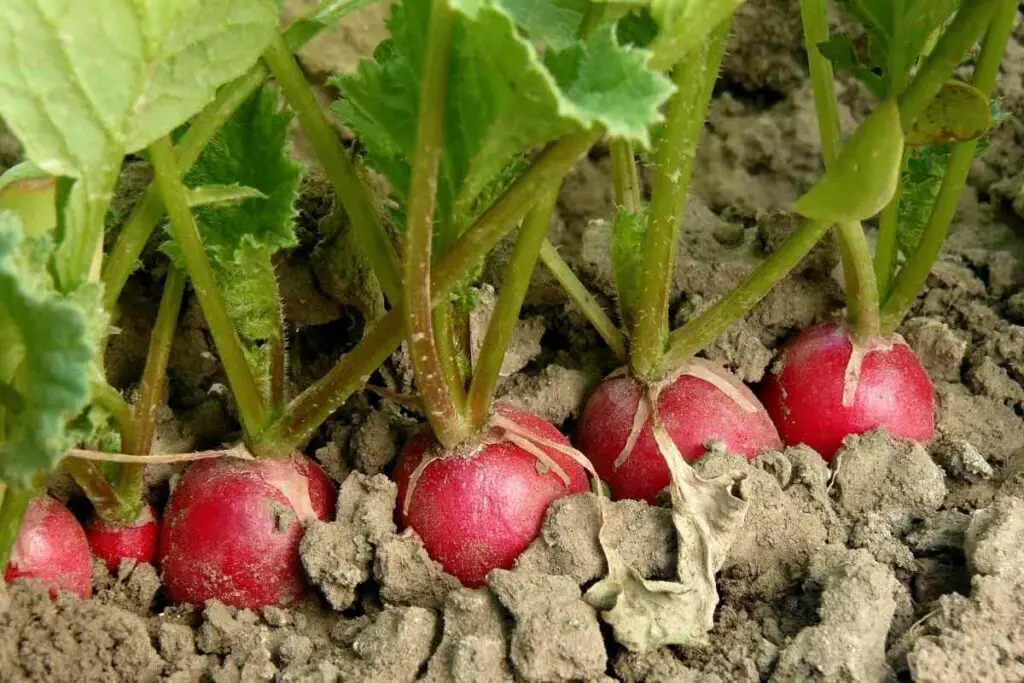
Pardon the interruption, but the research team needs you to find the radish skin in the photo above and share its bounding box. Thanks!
[86,505,159,572]
[4,496,92,599]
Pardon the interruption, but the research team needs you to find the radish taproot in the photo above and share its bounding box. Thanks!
[393,404,589,587]
[159,453,335,609]
[577,359,781,503]
[85,505,160,572]
[4,496,92,599]
[759,322,934,460]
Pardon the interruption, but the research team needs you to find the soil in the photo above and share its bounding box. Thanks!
[4,1,1024,681]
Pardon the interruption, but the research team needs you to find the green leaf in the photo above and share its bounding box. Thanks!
[498,0,591,51]
[646,0,744,69]
[187,185,269,209]
[817,36,887,100]
[284,0,385,51]
[906,80,991,147]
[827,0,960,97]
[0,213,93,487]
[182,87,304,258]
[0,165,57,239]
[794,99,904,223]
[0,0,278,177]
[335,0,672,246]
[611,208,646,330]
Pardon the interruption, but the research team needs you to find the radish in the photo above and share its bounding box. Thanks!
[159,452,335,609]
[4,496,92,599]
[85,505,160,572]
[576,359,782,503]
[393,404,589,587]
[759,322,934,460]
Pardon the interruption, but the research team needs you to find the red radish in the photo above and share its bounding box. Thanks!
[759,322,934,460]
[576,358,782,503]
[393,404,589,587]
[159,452,335,610]
[4,496,92,599]
[86,505,159,572]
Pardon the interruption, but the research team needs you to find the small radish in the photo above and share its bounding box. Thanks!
[392,404,589,587]
[159,452,335,610]
[759,322,934,460]
[85,504,160,572]
[5,496,92,599]
[576,358,782,503]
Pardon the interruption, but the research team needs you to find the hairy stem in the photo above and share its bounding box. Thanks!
[114,266,186,504]
[882,0,1015,332]
[63,459,137,524]
[101,18,346,313]
[90,379,140,455]
[432,301,468,410]
[264,131,600,455]
[0,486,32,570]
[467,190,558,429]
[898,0,1004,130]
[263,33,403,304]
[800,0,880,340]
[630,22,729,381]
[147,137,267,441]
[664,219,832,366]
[539,240,628,362]
[403,0,464,447]
[610,139,641,214]
[874,164,904,300]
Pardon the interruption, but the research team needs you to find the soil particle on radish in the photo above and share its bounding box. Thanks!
[488,569,607,682]
[421,588,513,683]
[299,473,396,610]
[0,582,163,682]
[770,546,900,683]
[515,493,676,584]
[374,531,460,609]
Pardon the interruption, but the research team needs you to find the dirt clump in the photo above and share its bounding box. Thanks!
[374,530,461,609]
[422,588,513,683]
[92,560,162,616]
[0,582,163,682]
[488,568,607,682]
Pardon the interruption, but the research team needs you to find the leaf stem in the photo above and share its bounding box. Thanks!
[101,17,343,313]
[147,137,267,442]
[898,0,1004,130]
[63,458,137,524]
[609,139,641,214]
[882,0,1015,332]
[114,266,186,503]
[539,240,628,362]
[874,163,904,300]
[263,131,600,455]
[799,0,880,340]
[630,22,729,381]
[467,190,559,429]
[432,301,467,411]
[663,219,832,367]
[90,379,140,455]
[402,0,464,448]
[262,32,403,304]
[0,486,32,570]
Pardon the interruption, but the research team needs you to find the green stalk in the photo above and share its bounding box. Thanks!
[539,240,628,362]
[402,0,464,448]
[663,219,832,367]
[629,23,729,381]
[432,301,468,411]
[467,190,559,429]
[0,486,32,570]
[147,137,267,442]
[270,319,287,412]
[262,33,403,305]
[90,379,140,455]
[114,267,186,502]
[882,0,1016,332]
[874,163,904,300]
[610,139,641,214]
[800,0,880,340]
[102,67,266,312]
[101,17,349,313]
[63,459,137,524]
[262,131,601,455]
[898,0,1004,130]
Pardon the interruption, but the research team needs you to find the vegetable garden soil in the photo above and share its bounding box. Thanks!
[3,2,1024,681]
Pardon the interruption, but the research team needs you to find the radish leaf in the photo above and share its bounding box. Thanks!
[906,80,991,147]
[794,99,904,224]
[0,214,94,487]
